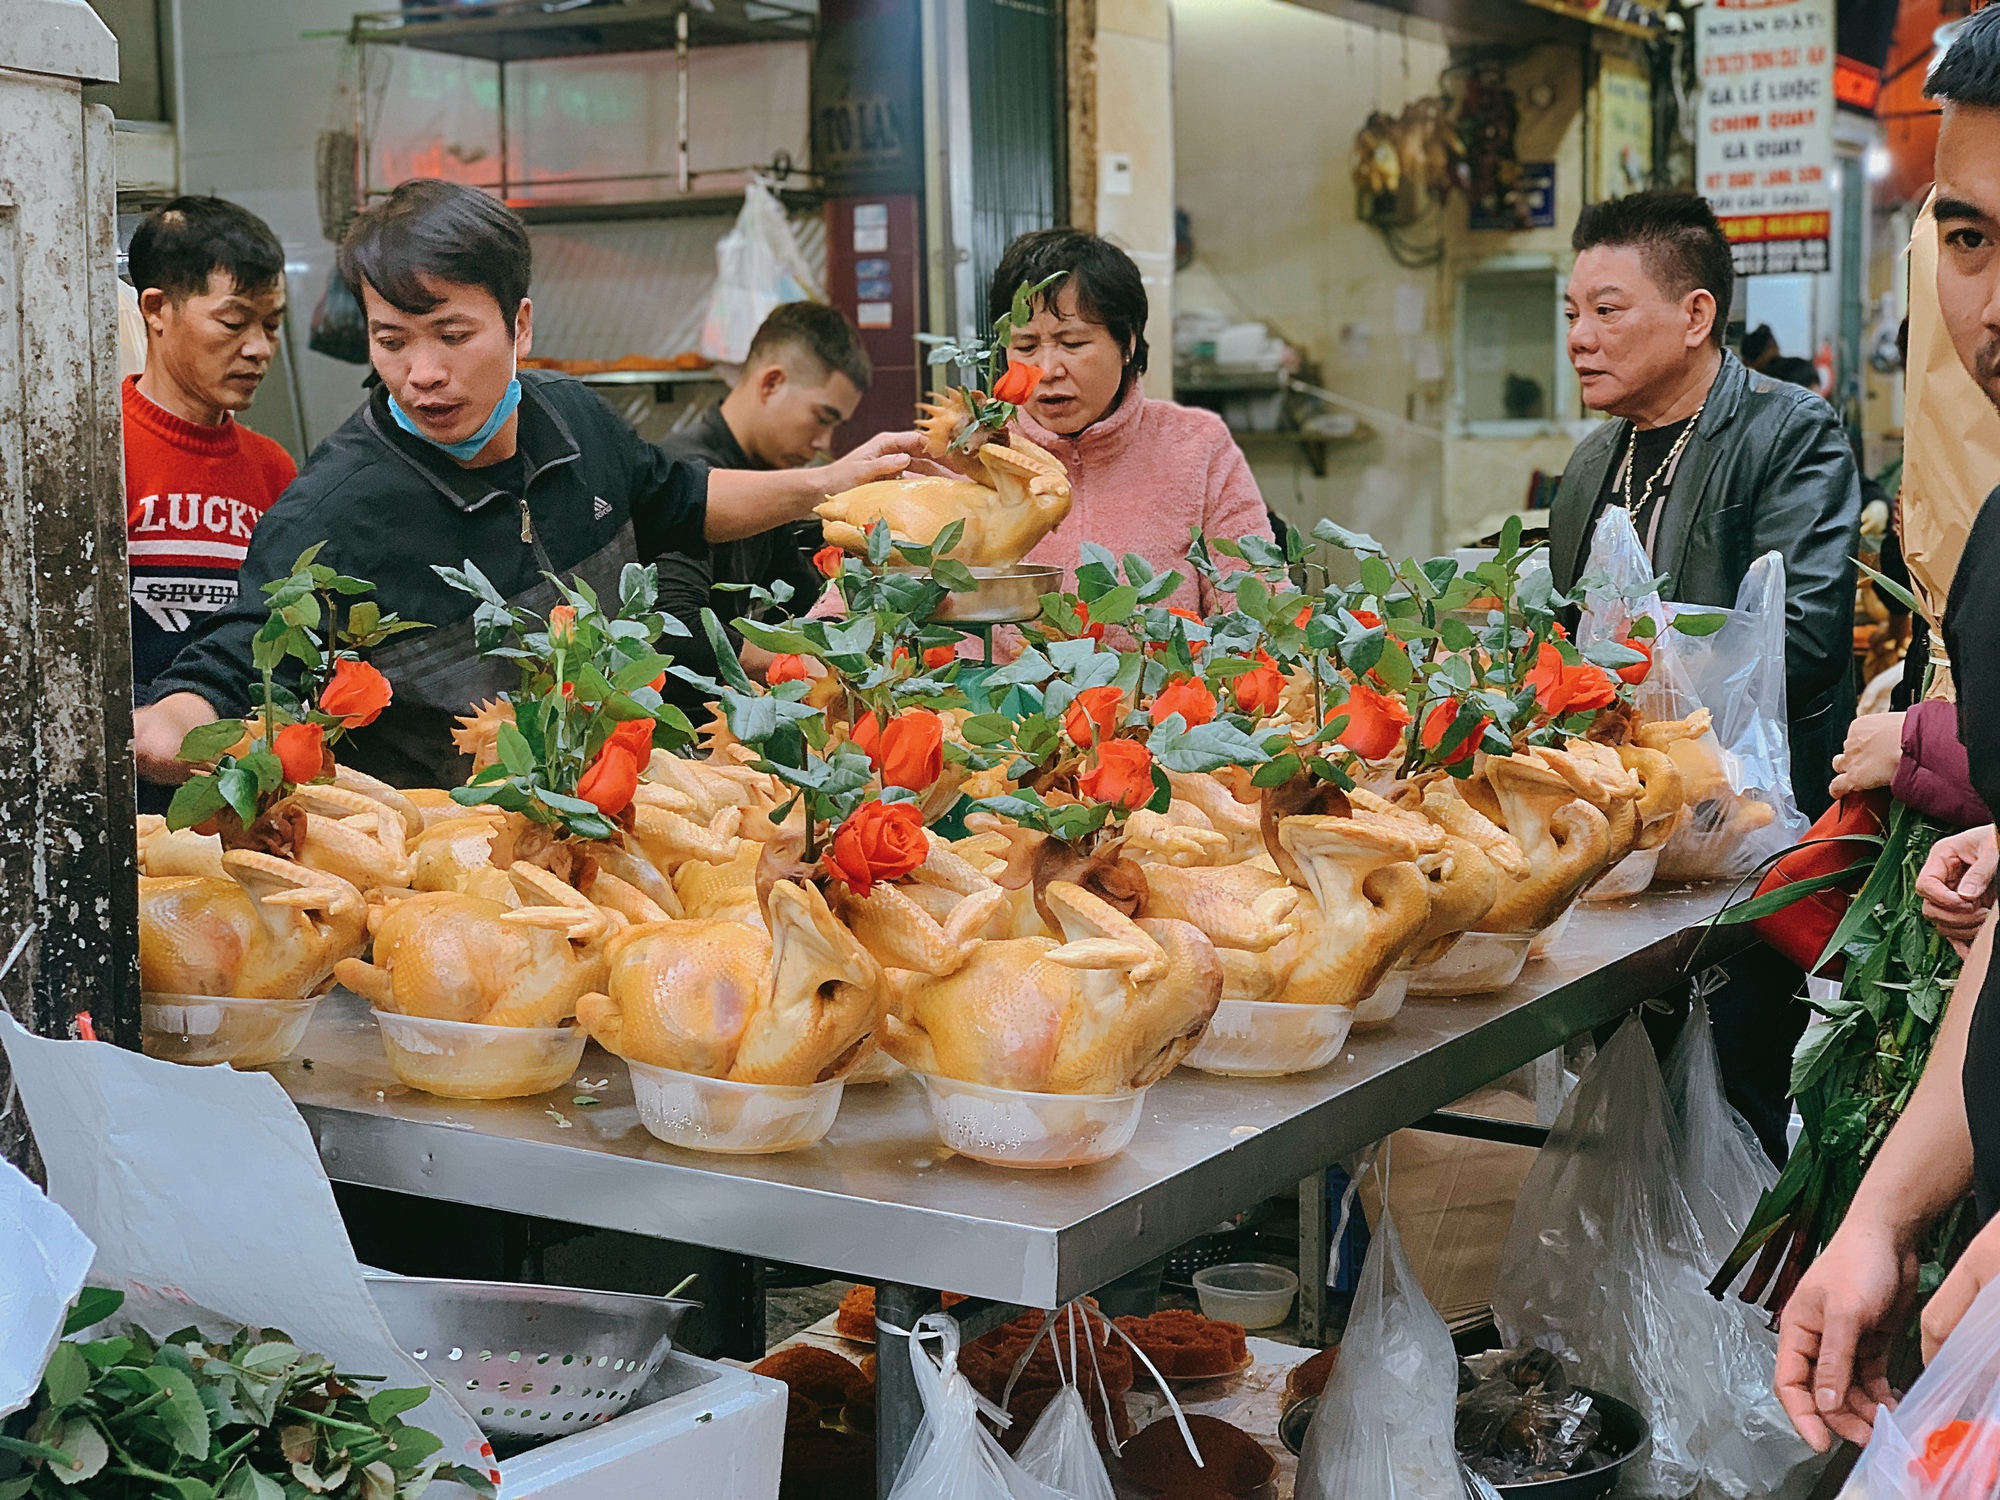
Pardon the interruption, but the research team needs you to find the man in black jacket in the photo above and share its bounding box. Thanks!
[1550,192,1863,822]
[132,181,917,789]
[1552,192,1863,1165]
[656,302,872,719]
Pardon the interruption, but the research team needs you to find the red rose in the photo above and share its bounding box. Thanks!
[1150,676,1217,727]
[547,604,577,644]
[1073,601,1107,643]
[319,658,393,729]
[923,644,958,669]
[849,711,882,765]
[824,801,929,896]
[273,721,326,785]
[814,544,846,578]
[1232,653,1286,718]
[1294,605,1313,629]
[1080,739,1155,811]
[1614,635,1654,685]
[576,745,641,816]
[1167,607,1203,624]
[991,361,1046,405]
[1330,681,1412,762]
[1349,609,1382,628]
[604,717,656,766]
[1526,642,1617,717]
[768,653,810,684]
[1419,699,1486,767]
[1063,686,1125,746]
[877,709,945,790]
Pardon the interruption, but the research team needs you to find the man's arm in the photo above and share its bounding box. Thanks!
[1776,912,1988,1450]
[704,431,923,542]
[1750,401,1863,712]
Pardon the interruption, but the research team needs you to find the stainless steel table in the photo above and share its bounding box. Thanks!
[271,882,1747,1493]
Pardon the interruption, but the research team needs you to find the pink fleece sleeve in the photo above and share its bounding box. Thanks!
[1196,432,1272,615]
[1892,699,1993,828]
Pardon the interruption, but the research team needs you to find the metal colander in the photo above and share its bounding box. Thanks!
[364,1274,698,1447]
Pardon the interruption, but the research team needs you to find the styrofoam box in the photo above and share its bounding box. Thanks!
[498,1349,785,1499]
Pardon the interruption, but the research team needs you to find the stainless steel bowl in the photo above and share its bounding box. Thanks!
[923,564,1061,624]
[363,1272,698,1448]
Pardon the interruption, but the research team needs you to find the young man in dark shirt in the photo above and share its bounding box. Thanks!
[1775,6,2000,1451]
[656,302,871,715]
[132,181,918,789]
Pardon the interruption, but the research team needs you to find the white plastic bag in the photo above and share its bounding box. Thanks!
[1649,552,1811,880]
[0,1155,95,1419]
[1665,992,1778,1272]
[1297,1173,1462,1500]
[698,178,824,364]
[1492,1018,1821,1500]
[1013,1309,1115,1500]
[1838,1275,2000,1499]
[1575,505,1675,654]
[887,1312,1067,1500]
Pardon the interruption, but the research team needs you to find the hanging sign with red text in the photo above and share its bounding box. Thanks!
[1697,0,1836,276]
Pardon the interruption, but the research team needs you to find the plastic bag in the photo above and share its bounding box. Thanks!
[887,1312,1067,1500]
[698,178,824,364]
[1492,1019,1822,1500]
[308,269,369,365]
[1648,552,1810,880]
[1574,505,1675,655]
[1665,992,1778,1272]
[1838,1276,2000,1499]
[1297,1180,1462,1500]
[1013,1309,1115,1500]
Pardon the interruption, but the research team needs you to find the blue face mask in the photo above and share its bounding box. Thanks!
[388,375,522,463]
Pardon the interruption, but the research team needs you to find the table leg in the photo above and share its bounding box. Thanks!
[875,1282,939,1498]
[1297,1170,1328,1346]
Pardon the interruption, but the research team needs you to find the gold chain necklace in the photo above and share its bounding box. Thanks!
[1614,400,1706,551]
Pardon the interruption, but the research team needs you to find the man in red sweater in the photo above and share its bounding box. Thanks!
[124,196,296,703]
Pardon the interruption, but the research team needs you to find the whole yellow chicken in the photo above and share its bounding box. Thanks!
[139,850,368,998]
[815,395,1073,569]
[576,879,886,1086]
[881,881,1222,1094]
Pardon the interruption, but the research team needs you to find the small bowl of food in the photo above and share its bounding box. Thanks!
[1192,1262,1298,1330]
[1183,998,1353,1077]
[373,1010,585,1100]
[142,991,320,1070]
[915,1073,1147,1168]
[626,1060,844,1154]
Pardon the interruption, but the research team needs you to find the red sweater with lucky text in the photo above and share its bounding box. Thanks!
[123,375,296,695]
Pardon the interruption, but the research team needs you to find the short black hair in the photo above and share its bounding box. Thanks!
[1765,355,1821,390]
[1926,5,2000,108]
[1572,191,1735,349]
[988,229,1150,377]
[1741,323,1778,367]
[127,196,285,303]
[745,301,872,392]
[338,180,532,335]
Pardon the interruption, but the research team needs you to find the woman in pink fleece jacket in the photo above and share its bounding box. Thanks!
[991,230,1272,615]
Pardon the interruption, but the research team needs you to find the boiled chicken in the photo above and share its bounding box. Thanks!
[288,784,414,893]
[334,864,617,1028]
[815,423,1073,569]
[139,851,368,999]
[1273,817,1432,1010]
[575,879,886,1086]
[1460,751,1614,932]
[881,881,1221,1094]
[1347,787,1498,965]
[834,835,1014,976]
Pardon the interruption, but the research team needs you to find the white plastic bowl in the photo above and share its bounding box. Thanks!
[1527,902,1577,959]
[1192,1262,1298,1329]
[142,992,319,1069]
[1584,843,1662,902]
[1183,998,1354,1077]
[1349,965,1411,1029]
[1406,930,1536,996]
[916,1073,1147,1168]
[628,1059,843,1154]
[374,1009,585,1100]
[843,1049,907,1085]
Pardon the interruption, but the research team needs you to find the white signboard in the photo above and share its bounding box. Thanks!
[1697,0,1836,276]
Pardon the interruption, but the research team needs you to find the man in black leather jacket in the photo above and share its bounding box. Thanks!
[1550,193,1862,823]
[1551,192,1862,1165]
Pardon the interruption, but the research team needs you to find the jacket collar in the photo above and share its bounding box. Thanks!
[1012,378,1146,458]
[361,373,583,513]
